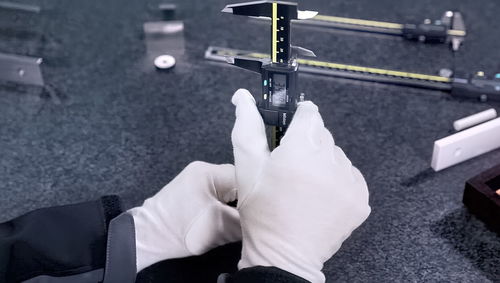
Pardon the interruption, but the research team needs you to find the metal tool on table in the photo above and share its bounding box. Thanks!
[0,1,41,28]
[205,46,500,102]
[0,2,44,87]
[295,10,466,51]
[0,1,40,13]
[0,53,44,86]
[222,1,317,148]
[158,3,176,20]
[144,3,185,71]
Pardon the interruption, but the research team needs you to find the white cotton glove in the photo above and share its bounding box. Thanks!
[231,89,371,283]
[128,161,242,272]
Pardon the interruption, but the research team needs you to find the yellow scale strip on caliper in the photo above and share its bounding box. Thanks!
[313,14,466,37]
[241,51,450,83]
[272,2,278,63]
[299,58,451,82]
[314,14,403,29]
[447,29,466,36]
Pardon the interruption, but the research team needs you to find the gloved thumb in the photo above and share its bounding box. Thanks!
[231,89,269,156]
[231,89,270,205]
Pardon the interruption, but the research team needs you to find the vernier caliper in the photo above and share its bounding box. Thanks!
[222,1,317,148]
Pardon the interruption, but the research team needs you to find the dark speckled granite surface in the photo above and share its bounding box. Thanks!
[0,0,499,282]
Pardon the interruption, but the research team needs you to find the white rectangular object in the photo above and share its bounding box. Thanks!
[453,108,497,131]
[431,117,500,171]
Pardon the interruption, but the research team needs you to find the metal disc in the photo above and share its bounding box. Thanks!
[154,55,176,70]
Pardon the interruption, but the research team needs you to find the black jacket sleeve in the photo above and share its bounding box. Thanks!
[0,196,310,283]
[219,266,311,283]
[0,196,124,283]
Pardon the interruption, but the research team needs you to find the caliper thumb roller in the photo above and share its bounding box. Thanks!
[222,1,317,148]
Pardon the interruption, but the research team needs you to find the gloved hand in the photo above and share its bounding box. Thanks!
[231,89,371,283]
[128,161,242,272]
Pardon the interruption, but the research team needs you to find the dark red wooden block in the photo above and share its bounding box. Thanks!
[463,164,500,235]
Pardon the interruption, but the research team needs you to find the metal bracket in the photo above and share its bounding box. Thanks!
[0,53,44,86]
[0,2,45,88]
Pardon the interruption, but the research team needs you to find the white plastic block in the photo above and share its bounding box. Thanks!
[453,108,497,131]
[431,117,500,171]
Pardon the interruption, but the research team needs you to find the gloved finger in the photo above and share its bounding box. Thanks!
[351,166,370,205]
[315,127,337,164]
[221,188,238,204]
[185,203,242,255]
[318,126,335,151]
[280,101,325,150]
[201,162,238,203]
[351,166,365,183]
[231,89,270,203]
[332,146,353,170]
[180,161,237,203]
[215,203,242,243]
[317,128,358,178]
[231,89,270,156]
[320,127,335,149]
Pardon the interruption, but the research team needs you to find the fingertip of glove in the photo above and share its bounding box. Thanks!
[221,188,238,203]
[294,101,322,125]
[232,89,255,106]
[360,204,372,223]
[297,100,319,112]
